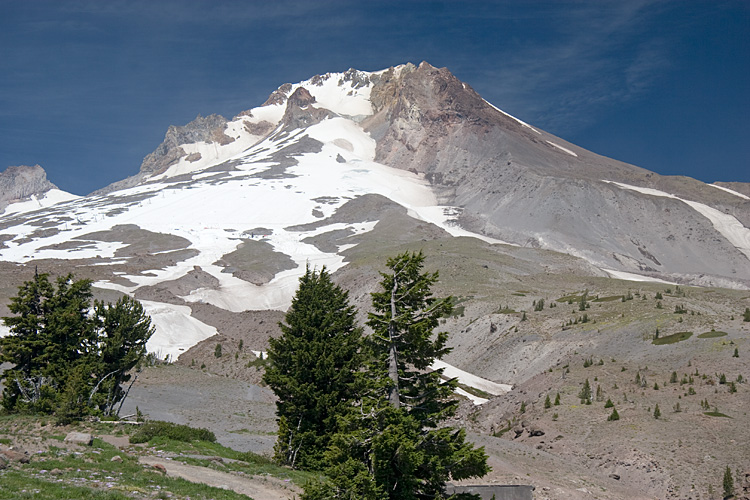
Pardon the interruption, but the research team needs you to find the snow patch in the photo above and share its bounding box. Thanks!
[603,180,750,260]
[483,100,541,134]
[546,140,578,157]
[2,189,80,216]
[431,359,512,396]
[140,301,218,360]
[600,268,676,284]
[710,184,750,200]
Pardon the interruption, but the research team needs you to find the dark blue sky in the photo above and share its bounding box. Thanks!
[1,1,748,195]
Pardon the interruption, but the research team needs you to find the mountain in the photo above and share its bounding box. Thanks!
[0,164,78,214]
[1,62,748,499]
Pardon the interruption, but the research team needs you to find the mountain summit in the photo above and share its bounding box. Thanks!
[0,62,749,355]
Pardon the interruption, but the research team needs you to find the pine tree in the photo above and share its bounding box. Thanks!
[544,394,552,409]
[653,404,661,419]
[263,266,363,470]
[744,307,750,322]
[604,397,614,408]
[306,252,488,498]
[607,406,619,421]
[723,465,734,498]
[554,392,561,405]
[1,273,153,418]
[579,378,592,404]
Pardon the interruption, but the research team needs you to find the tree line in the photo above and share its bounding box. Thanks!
[0,271,154,423]
[263,251,489,499]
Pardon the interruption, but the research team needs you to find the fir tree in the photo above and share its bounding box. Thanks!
[723,465,734,498]
[306,252,488,499]
[579,378,592,404]
[554,392,561,405]
[653,404,661,419]
[1,273,153,418]
[263,266,364,470]
[744,307,750,322]
[607,406,620,421]
[604,397,614,408]
[544,394,551,409]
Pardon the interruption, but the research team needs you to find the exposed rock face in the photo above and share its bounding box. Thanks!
[0,165,57,208]
[92,114,233,195]
[280,87,333,130]
[363,62,750,286]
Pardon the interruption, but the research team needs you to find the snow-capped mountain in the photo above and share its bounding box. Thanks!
[1,62,748,357]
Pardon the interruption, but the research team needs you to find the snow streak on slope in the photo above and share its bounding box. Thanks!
[2,189,80,216]
[710,183,750,200]
[603,180,750,260]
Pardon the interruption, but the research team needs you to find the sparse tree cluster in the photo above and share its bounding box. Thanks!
[265,252,489,499]
[1,271,154,421]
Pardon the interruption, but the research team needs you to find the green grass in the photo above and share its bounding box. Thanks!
[556,293,586,303]
[703,411,731,418]
[652,331,693,345]
[0,416,318,499]
[130,420,216,444]
[698,330,727,339]
[592,295,623,302]
[0,438,254,500]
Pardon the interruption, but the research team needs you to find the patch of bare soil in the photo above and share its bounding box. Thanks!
[120,365,278,455]
[139,456,300,500]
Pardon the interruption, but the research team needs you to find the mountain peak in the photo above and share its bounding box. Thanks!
[0,164,57,208]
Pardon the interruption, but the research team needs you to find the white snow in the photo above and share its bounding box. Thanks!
[140,301,218,360]
[710,183,750,200]
[483,99,541,134]
[601,268,676,284]
[431,359,512,396]
[2,189,80,216]
[603,180,750,260]
[546,140,578,157]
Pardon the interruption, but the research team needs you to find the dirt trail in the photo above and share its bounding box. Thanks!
[139,456,300,500]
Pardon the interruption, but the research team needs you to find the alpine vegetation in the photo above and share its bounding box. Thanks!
[269,252,489,499]
[0,271,154,421]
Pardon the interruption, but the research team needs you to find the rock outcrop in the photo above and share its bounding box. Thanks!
[0,165,57,210]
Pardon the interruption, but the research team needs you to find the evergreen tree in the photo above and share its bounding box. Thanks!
[653,404,661,419]
[306,251,488,499]
[544,394,551,409]
[579,379,592,404]
[604,397,614,408]
[554,392,560,405]
[264,266,364,470]
[723,465,734,498]
[744,307,750,322]
[1,273,153,418]
[89,296,154,416]
[607,407,620,421]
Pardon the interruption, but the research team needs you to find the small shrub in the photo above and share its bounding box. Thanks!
[131,421,217,444]
[214,343,222,358]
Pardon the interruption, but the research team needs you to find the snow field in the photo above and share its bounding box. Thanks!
[604,180,750,260]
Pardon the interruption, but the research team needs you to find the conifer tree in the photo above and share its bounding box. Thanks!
[264,266,363,470]
[554,392,561,405]
[1,273,153,418]
[607,406,620,421]
[305,251,488,499]
[579,379,592,404]
[723,465,734,498]
[653,404,661,419]
[544,394,551,409]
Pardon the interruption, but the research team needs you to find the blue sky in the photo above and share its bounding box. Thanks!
[1,0,748,195]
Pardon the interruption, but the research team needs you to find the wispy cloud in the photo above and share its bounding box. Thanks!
[465,1,675,134]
